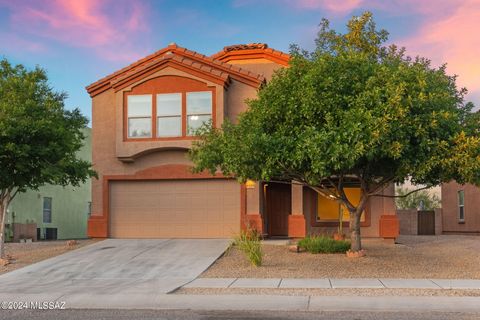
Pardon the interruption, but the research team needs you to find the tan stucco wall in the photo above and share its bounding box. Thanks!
[91,84,199,218]
[225,79,257,123]
[442,182,480,233]
[231,62,283,81]
[91,63,269,219]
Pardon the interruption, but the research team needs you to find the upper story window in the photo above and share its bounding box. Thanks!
[458,190,465,222]
[187,92,212,135]
[127,95,152,138]
[157,93,182,137]
[126,90,213,140]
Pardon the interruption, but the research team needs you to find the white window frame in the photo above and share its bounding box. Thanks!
[156,93,182,137]
[458,190,465,222]
[127,94,152,138]
[186,91,212,136]
[43,197,52,224]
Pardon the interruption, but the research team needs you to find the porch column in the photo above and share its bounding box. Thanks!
[244,181,264,234]
[288,183,306,238]
[378,183,399,242]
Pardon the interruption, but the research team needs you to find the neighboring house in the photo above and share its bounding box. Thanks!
[5,128,92,241]
[442,182,480,234]
[86,43,398,240]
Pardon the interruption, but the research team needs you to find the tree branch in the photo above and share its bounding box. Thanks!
[366,176,395,196]
[371,185,433,198]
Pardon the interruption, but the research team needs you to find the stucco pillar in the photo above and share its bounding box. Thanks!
[288,183,306,238]
[378,183,399,241]
[244,181,264,234]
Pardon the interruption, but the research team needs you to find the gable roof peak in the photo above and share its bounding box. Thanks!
[211,43,289,66]
[86,43,266,97]
[223,43,269,52]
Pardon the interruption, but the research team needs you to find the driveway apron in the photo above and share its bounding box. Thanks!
[0,239,229,295]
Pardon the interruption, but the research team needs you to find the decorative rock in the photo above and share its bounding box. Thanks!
[333,233,346,241]
[346,249,367,258]
[0,258,10,266]
[66,240,78,247]
[288,245,299,252]
[288,245,305,253]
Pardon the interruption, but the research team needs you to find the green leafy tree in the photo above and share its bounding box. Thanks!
[190,12,480,252]
[395,187,440,210]
[0,59,96,258]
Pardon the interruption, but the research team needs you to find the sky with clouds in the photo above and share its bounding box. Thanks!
[0,0,478,122]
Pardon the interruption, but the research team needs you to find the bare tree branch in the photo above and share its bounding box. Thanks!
[371,185,433,198]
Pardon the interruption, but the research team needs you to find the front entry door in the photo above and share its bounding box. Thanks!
[266,182,291,236]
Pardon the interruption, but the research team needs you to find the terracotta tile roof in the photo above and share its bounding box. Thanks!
[110,54,231,91]
[86,43,268,97]
[223,43,269,52]
[210,43,290,66]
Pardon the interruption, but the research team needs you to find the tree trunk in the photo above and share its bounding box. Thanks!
[0,193,11,259]
[349,208,362,252]
[0,203,6,259]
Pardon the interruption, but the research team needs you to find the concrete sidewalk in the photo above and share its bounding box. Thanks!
[184,277,480,290]
[1,293,479,312]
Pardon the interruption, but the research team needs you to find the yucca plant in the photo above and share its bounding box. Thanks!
[233,226,262,266]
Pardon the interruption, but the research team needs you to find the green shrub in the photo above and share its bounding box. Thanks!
[233,227,262,266]
[297,235,350,254]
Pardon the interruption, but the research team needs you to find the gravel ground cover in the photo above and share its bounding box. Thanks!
[201,235,480,279]
[0,239,100,275]
[176,287,480,297]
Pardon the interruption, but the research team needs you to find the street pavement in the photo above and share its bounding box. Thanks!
[1,293,479,312]
[1,309,479,320]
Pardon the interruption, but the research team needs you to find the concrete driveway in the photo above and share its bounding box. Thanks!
[0,239,229,296]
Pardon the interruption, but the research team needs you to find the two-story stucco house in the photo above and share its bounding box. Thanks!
[86,43,398,240]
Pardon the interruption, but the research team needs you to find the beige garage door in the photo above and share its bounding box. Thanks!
[109,179,241,238]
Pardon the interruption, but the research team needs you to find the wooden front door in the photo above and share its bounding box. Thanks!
[417,210,435,235]
[265,182,291,236]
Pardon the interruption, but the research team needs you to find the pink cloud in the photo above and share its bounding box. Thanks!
[240,0,480,102]
[232,0,363,14]
[0,33,47,53]
[287,0,363,13]
[396,0,480,102]
[0,0,152,62]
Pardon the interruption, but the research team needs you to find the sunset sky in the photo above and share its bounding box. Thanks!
[0,0,478,122]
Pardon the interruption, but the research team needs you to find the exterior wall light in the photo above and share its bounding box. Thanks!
[245,180,256,189]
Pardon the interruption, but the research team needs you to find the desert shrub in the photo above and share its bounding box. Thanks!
[233,227,262,266]
[298,235,350,254]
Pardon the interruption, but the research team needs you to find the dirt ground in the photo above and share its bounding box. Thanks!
[201,235,480,279]
[0,239,100,275]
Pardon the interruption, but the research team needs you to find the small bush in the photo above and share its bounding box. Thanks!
[297,235,350,254]
[233,227,262,266]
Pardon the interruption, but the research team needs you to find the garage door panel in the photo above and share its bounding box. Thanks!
[109,179,241,238]
[223,224,239,236]
[112,194,157,209]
